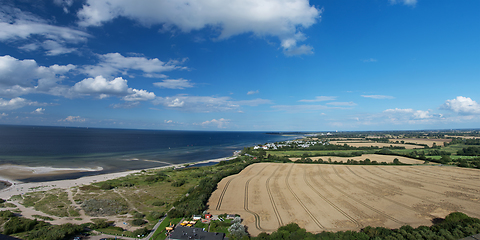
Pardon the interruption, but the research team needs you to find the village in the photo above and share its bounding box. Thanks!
[252,139,329,150]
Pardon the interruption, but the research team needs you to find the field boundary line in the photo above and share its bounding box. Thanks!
[265,165,284,227]
[302,167,362,230]
[285,164,325,230]
[317,165,405,225]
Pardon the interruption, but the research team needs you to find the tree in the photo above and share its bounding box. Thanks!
[228,222,248,239]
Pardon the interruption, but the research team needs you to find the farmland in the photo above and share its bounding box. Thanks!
[208,163,480,236]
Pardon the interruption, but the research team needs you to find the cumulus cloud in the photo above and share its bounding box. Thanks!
[0,113,7,118]
[53,0,74,13]
[72,76,129,97]
[0,55,76,97]
[0,6,90,55]
[77,0,321,55]
[247,90,259,95]
[32,108,45,114]
[441,96,480,115]
[0,97,44,110]
[361,95,395,99]
[299,96,336,102]
[199,118,230,128]
[389,0,417,6]
[123,89,156,101]
[71,75,156,101]
[59,116,86,122]
[83,53,188,78]
[153,78,194,89]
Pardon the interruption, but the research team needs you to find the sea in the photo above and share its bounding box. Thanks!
[0,125,300,182]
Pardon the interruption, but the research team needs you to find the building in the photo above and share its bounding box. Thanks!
[168,226,226,240]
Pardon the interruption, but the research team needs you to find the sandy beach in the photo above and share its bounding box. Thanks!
[0,156,236,200]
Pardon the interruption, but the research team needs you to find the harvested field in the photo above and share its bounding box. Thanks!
[389,138,452,147]
[207,163,480,236]
[289,154,425,165]
[330,141,423,149]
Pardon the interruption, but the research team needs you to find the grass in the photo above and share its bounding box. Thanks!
[151,217,182,240]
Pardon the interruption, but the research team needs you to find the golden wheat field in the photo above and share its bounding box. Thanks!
[207,163,480,236]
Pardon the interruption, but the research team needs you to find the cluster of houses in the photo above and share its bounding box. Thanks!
[253,139,329,150]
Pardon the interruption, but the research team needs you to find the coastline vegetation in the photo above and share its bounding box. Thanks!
[2,129,480,239]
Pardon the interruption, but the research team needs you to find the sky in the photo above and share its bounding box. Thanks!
[0,0,479,131]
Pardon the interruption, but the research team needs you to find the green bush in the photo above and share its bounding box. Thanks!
[132,219,146,226]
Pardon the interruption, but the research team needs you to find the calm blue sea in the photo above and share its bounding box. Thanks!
[0,125,299,181]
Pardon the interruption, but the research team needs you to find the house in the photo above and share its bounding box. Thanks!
[192,215,202,220]
[168,226,225,240]
[204,214,212,219]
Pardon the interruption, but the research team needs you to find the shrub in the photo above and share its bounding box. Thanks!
[151,200,165,206]
[132,219,146,226]
[133,212,145,219]
[81,199,128,216]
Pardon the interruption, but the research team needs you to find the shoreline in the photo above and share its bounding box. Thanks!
[0,155,237,200]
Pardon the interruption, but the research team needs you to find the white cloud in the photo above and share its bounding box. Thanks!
[299,96,336,102]
[0,113,7,118]
[0,6,90,55]
[153,78,194,89]
[272,104,331,113]
[441,96,480,115]
[234,98,272,106]
[247,90,259,95]
[153,95,236,112]
[77,0,321,55]
[32,107,45,114]
[59,116,86,122]
[72,76,129,97]
[389,0,417,6]
[382,108,442,124]
[0,55,76,97]
[123,89,156,101]
[362,95,394,99]
[326,101,357,107]
[71,75,156,101]
[199,118,230,128]
[53,0,74,13]
[83,53,188,78]
[283,44,314,56]
[0,97,44,110]
[110,101,140,109]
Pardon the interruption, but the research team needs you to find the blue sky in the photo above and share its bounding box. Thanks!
[0,0,479,131]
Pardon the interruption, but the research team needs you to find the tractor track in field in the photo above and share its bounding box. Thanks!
[265,165,283,227]
[284,164,325,230]
[342,166,439,219]
[302,167,362,230]
[244,165,269,232]
[316,165,405,225]
[216,165,254,210]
